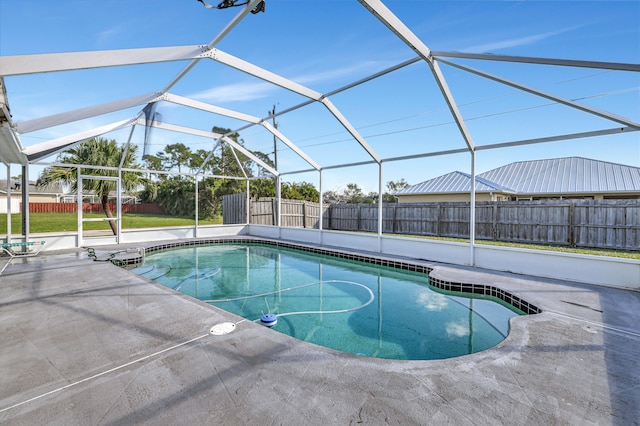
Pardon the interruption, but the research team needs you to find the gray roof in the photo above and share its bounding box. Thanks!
[0,179,65,195]
[397,171,515,195]
[397,157,640,196]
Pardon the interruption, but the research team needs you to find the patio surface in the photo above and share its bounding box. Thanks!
[1,238,639,425]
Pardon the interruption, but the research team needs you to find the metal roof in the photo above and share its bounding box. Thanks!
[481,157,640,194]
[398,157,640,196]
[396,171,515,195]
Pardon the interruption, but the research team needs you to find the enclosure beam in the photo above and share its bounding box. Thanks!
[116,170,122,244]
[319,170,324,234]
[5,164,11,243]
[161,0,263,94]
[163,93,261,123]
[431,51,640,72]
[21,165,29,244]
[469,151,476,266]
[377,163,384,252]
[475,127,637,151]
[0,46,211,77]
[119,126,137,170]
[195,177,199,237]
[320,98,382,164]
[208,49,382,163]
[438,59,640,129]
[77,167,82,247]
[210,49,324,101]
[163,93,320,171]
[24,118,137,162]
[245,180,250,226]
[16,93,162,134]
[135,119,279,177]
[358,0,476,152]
[260,121,321,170]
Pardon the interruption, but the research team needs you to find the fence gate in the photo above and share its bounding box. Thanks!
[77,173,121,245]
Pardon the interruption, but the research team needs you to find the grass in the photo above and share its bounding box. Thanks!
[0,213,222,234]
[396,234,640,260]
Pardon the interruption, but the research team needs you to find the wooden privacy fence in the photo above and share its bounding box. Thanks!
[223,194,323,228]
[24,202,166,215]
[223,194,640,251]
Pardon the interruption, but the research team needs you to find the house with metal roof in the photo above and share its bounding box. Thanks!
[395,157,640,203]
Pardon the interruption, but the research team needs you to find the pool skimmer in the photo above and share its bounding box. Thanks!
[209,322,236,335]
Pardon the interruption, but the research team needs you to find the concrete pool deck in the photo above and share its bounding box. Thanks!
[1,238,639,425]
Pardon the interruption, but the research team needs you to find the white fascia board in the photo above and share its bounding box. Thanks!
[24,118,136,161]
[320,98,381,164]
[17,92,162,134]
[138,119,278,177]
[163,93,261,123]
[0,46,210,77]
[0,125,27,165]
[439,58,640,130]
[260,121,320,170]
[431,51,640,72]
[210,49,323,101]
[138,119,219,139]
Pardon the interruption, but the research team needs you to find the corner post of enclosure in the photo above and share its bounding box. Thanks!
[77,167,83,247]
[469,150,476,266]
[276,175,282,234]
[21,165,30,245]
[195,175,199,238]
[319,170,324,245]
[377,163,384,252]
[117,170,122,244]
[6,164,11,243]
[245,179,250,225]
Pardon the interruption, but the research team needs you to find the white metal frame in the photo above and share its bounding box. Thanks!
[0,0,637,267]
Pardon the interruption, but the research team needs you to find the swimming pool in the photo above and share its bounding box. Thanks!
[130,242,533,360]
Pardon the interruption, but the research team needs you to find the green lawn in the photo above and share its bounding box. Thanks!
[0,213,222,234]
[396,234,640,260]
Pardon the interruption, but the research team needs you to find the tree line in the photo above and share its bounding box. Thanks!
[36,130,409,234]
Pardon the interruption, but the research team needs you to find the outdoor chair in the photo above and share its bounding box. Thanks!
[0,241,46,276]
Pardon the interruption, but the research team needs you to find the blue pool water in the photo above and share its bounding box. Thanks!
[130,243,524,360]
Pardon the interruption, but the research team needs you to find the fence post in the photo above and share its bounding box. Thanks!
[391,204,398,234]
[303,202,307,228]
[492,202,498,241]
[271,198,277,226]
[568,203,575,247]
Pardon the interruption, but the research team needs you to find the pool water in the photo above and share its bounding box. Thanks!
[130,243,524,360]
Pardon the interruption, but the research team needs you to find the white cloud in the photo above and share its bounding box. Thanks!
[190,80,276,103]
[446,319,470,337]
[416,290,449,311]
[96,25,125,45]
[466,27,580,53]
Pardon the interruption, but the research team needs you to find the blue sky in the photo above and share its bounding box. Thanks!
[1,0,638,193]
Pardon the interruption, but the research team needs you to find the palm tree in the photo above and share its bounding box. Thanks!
[38,137,142,235]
